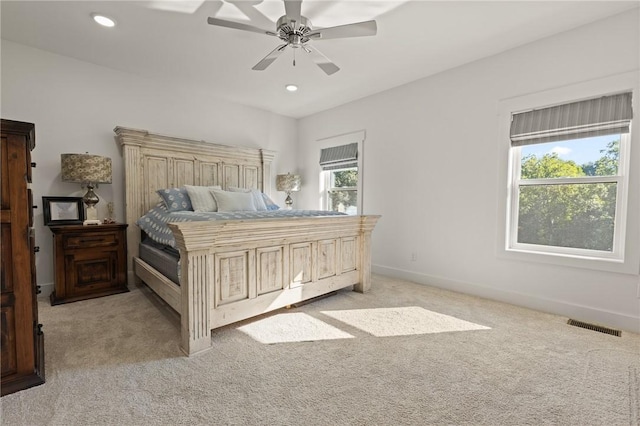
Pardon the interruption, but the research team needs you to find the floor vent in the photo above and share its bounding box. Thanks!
[567,319,621,337]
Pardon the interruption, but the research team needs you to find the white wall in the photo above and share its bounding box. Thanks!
[298,12,640,332]
[1,40,298,294]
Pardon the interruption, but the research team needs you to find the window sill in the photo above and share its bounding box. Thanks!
[499,246,637,275]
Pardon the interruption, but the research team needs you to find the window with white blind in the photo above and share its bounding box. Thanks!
[320,143,359,214]
[507,92,633,260]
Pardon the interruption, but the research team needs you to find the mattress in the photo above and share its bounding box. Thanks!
[139,239,180,285]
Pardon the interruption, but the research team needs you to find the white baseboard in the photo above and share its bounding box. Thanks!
[128,270,137,287]
[373,264,640,334]
[38,282,54,298]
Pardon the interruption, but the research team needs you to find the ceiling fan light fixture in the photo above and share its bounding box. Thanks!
[207,0,377,75]
[285,84,299,92]
[91,13,116,28]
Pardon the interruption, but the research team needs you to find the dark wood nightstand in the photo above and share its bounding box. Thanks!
[49,223,129,305]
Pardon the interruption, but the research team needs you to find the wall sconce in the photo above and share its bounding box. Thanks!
[61,153,112,225]
[276,173,301,209]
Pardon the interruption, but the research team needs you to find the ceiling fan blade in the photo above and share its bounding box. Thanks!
[284,0,302,23]
[303,45,339,76]
[307,20,377,40]
[252,44,288,71]
[207,17,276,37]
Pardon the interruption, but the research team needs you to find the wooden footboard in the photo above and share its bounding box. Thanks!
[168,215,379,355]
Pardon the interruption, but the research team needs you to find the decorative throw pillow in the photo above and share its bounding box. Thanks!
[210,189,257,212]
[228,186,268,211]
[184,185,222,212]
[156,187,193,212]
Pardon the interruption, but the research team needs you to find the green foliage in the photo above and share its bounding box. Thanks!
[581,162,597,176]
[521,153,584,179]
[333,169,357,187]
[329,169,358,213]
[594,140,619,176]
[517,139,619,251]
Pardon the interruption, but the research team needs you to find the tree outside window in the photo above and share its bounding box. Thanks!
[516,138,620,252]
[327,167,357,214]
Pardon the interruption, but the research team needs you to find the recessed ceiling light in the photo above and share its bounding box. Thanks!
[285,84,298,92]
[91,13,116,28]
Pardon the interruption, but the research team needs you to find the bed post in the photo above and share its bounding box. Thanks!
[179,249,214,356]
[115,127,144,287]
[169,223,215,355]
[260,149,275,195]
[354,216,379,293]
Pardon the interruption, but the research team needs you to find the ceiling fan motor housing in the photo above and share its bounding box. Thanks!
[277,15,312,47]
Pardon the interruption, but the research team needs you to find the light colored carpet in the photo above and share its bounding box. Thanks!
[1,274,639,425]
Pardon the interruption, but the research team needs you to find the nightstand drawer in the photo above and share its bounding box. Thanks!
[63,233,118,249]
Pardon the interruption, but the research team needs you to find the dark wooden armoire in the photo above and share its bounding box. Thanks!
[1,119,45,396]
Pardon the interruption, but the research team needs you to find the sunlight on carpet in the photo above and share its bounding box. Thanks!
[237,312,354,344]
[322,306,491,337]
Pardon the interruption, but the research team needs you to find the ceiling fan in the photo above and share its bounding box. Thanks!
[207,0,377,75]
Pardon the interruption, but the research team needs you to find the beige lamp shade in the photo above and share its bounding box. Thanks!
[61,154,112,184]
[276,173,301,209]
[276,173,301,192]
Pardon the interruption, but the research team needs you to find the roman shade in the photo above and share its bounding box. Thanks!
[510,92,633,146]
[319,143,358,170]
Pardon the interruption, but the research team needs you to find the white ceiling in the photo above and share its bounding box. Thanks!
[2,1,638,118]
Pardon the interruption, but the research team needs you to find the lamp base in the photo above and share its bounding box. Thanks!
[285,194,293,210]
[84,205,100,225]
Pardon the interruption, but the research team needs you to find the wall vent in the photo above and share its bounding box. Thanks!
[567,319,621,337]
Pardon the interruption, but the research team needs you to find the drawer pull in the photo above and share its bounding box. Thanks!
[33,246,40,253]
[32,205,38,209]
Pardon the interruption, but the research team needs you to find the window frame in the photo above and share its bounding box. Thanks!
[507,133,630,260]
[496,72,639,274]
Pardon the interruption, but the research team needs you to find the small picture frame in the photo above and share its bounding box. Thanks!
[42,196,85,226]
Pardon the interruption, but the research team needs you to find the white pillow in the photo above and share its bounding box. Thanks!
[210,189,257,212]
[227,187,268,211]
[184,185,221,212]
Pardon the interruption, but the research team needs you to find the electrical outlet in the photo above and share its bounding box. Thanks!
[410,251,417,262]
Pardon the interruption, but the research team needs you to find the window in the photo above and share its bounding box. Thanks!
[319,140,361,215]
[326,167,358,214]
[507,92,633,260]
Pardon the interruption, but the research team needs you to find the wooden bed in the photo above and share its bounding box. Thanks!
[115,127,379,356]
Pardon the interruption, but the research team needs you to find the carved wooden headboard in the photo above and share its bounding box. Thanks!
[114,126,275,282]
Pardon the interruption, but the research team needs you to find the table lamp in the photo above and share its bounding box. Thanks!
[61,153,112,225]
[276,173,301,209]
